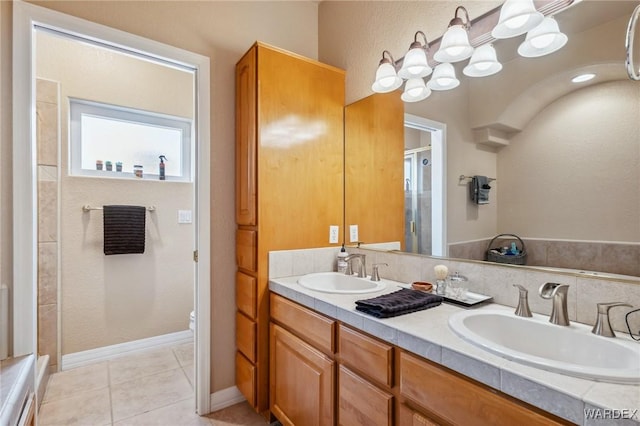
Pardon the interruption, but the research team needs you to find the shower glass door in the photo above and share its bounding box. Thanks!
[404,148,432,254]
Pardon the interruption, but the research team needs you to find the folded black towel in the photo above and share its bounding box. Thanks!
[355,288,443,318]
[471,175,491,205]
[103,205,146,255]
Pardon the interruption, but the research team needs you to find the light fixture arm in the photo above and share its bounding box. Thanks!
[379,50,397,68]
[450,6,471,30]
[411,30,429,50]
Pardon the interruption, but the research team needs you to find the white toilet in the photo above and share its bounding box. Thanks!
[189,310,195,332]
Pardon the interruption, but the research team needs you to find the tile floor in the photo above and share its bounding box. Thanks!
[38,343,268,425]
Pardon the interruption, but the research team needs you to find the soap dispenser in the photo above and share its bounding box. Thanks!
[337,245,349,273]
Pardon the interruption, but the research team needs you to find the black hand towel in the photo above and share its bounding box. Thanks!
[471,175,491,204]
[103,205,146,255]
[355,288,443,318]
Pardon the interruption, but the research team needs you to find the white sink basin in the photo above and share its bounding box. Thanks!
[298,272,386,294]
[448,309,640,384]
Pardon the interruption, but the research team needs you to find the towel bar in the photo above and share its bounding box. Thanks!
[459,175,496,182]
[82,204,156,212]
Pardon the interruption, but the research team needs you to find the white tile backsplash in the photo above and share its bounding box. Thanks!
[269,247,640,335]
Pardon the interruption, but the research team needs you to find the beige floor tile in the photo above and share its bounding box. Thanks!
[114,398,211,426]
[206,402,269,425]
[182,364,195,388]
[173,342,194,367]
[111,368,193,421]
[109,347,182,385]
[43,362,109,403]
[38,387,111,426]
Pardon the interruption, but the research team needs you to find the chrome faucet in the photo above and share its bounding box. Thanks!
[344,254,366,278]
[371,263,388,281]
[539,282,570,326]
[513,284,532,317]
[591,302,633,337]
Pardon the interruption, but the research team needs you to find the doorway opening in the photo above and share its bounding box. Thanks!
[14,2,211,415]
[403,114,447,256]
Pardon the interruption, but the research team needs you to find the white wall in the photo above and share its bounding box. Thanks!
[498,80,640,242]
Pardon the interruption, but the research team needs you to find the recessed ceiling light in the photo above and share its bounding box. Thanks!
[571,73,595,83]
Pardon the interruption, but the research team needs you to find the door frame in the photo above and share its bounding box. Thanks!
[13,1,212,414]
[404,113,447,257]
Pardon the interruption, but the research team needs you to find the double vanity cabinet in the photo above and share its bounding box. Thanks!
[269,292,571,425]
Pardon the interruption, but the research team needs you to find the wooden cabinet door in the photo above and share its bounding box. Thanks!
[235,46,257,226]
[344,92,404,248]
[270,323,335,426]
[338,365,393,426]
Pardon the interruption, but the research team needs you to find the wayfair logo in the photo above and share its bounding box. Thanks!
[584,408,639,420]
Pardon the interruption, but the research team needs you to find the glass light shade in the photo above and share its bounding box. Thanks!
[491,0,544,39]
[398,47,432,79]
[427,63,460,91]
[401,78,431,102]
[433,25,474,63]
[463,44,503,77]
[371,62,403,93]
[517,17,568,58]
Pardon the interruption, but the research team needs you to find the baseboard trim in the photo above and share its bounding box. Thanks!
[61,330,193,370]
[210,386,246,412]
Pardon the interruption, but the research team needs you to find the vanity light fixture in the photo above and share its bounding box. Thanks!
[427,63,460,91]
[571,73,595,83]
[398,31,432,79]
[491,0,544,39]
[433,6,474,63]
[463,44,503,77]
[371,50,403,93]
[371,0,575,102]
[518,17,568,57]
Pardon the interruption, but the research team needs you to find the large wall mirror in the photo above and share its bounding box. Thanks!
[345,0,640,281]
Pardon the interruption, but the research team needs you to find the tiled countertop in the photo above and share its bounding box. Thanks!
[269,276,640,426]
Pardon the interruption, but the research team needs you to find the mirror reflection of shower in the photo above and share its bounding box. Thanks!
[403,115,446,257]
[404,147,432,254]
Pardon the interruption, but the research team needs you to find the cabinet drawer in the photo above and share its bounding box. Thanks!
[236,312,256,362]
[270,293,335,354]
[236,351,256,408]
[338,365,393,426]
[236,272,257,319]
[236,229,256,272]
[399,352,568,426]
[338,324,393,387]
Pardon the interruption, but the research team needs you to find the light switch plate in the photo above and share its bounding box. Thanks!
[329,225,339,244]
[349,225,359,243]
[178,210,193,224]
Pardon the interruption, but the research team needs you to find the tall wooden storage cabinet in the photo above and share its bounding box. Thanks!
[235,42,345,415]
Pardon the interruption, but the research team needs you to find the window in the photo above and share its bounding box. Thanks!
[70,99,192,181]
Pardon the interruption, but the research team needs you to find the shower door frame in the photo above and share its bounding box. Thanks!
[13,1,212,415]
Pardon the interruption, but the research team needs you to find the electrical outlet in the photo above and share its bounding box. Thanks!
[329,225,339,244]
[349,224,359,243]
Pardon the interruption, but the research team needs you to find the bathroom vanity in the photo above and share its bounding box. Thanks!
[268,274,640,425]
